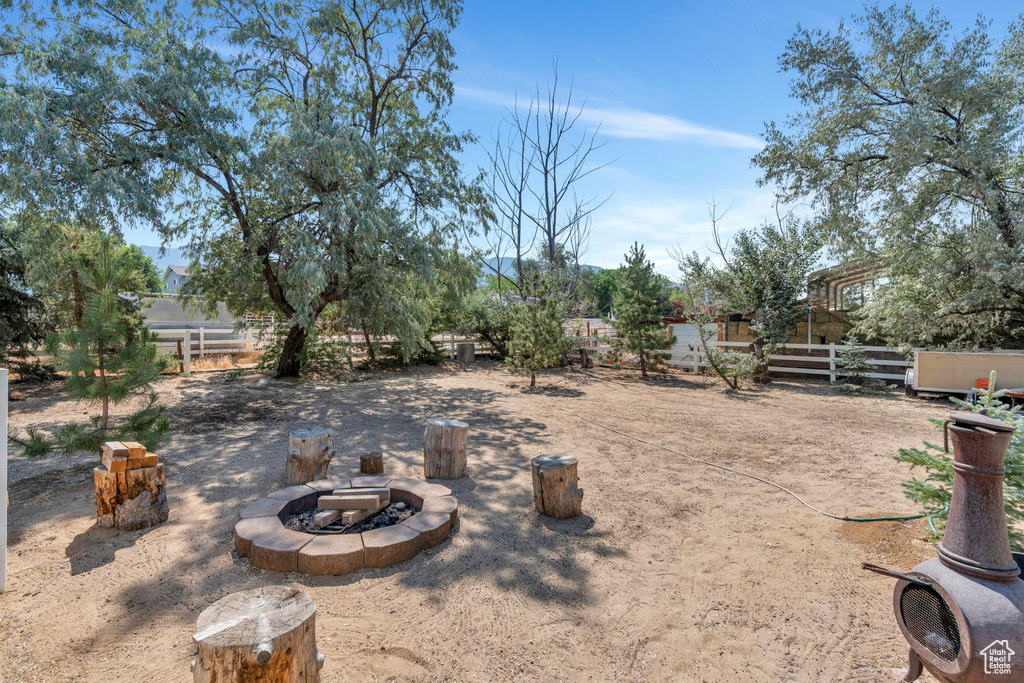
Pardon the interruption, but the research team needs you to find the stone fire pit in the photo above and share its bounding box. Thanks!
[234,477,459,575]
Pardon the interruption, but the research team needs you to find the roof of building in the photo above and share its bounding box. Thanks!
[163,265,189,277]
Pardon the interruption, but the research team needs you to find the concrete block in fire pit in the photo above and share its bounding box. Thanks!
[297,534,365,575]
[237,497,289,521]
[420,495,459,526]
[266,484,318,514]
[250,528,313,573]
[401,512,451,549]
[234,516,284,558]
[362,525,423,568]
[306,477,352,493]
[350,476,391,489]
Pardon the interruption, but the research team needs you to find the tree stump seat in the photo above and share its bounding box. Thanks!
[531,454,583,518]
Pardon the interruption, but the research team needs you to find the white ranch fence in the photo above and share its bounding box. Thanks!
[566,332,910,385]
[151,327,264,373]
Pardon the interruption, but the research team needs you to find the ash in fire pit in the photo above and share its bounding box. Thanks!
[286,502,415,534]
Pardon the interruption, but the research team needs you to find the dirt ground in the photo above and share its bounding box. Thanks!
[2,362,953,682]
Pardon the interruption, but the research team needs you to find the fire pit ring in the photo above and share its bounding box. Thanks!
[234,477,458,575]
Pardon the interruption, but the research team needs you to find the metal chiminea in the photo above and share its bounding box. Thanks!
[866,413,1024,682]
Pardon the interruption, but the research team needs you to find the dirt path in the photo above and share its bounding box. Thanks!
[2,363,948,681]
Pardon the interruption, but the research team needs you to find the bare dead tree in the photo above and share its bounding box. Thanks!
[482,63,608,299]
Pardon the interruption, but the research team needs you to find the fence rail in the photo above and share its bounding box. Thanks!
[567,336,910,385]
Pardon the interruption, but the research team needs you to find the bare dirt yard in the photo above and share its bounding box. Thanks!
[2,362,952,681]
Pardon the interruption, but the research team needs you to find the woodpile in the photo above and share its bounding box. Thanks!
[423,418,468,479]
[192,585,324,683]
[312,488,390,530]
[94,441,168,530]
[286,428,335,485]
[530,454,583,518]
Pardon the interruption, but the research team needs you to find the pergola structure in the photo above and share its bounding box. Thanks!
[805,259,887,344]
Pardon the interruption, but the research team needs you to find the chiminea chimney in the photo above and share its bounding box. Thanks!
[939,413,1020,582]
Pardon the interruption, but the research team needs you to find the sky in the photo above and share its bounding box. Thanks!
[125,1,1024,277]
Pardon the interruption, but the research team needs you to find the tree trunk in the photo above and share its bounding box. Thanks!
[361,321,375,362]
[359,451,384,475]
[423,418,469,479]
[277,325,308,378]
[94,464,168,530]
[286,428,335,485]
[192,586,324,683]
[531,454,583,518]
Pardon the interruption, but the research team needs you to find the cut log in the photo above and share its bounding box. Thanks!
[192,585,324,683]
[100,441,129,473]
[286,428,335,485]
[456,342,475,363]
[94,464,168,530]
[332,488,389,506]
[530,454,583,519]
[341,508,376,525]
[313,510,343,529]
[359,451,384,475]
[317,495,380,511]
[423,418,469,480]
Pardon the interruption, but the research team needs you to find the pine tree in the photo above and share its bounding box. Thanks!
[507,273,573,388]
[47,236,169,445]
[606,243,676,378]
[835,335,890,394]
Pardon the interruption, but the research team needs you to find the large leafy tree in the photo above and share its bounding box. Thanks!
[0,220,45,369]
[0,0,484,377]
[606,243,675,378]
[756,6,1024,348]
[674,206,820,380]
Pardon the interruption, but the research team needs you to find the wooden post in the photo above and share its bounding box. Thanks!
[359,451,384,475]
[94,463,168,530]
[1,368,7,593]
[199,327,205,357]
[531,454,583,518]
[829,342,836,384]
[192,586,324,683]
[286,428,335,485]
[183,334,192,374]
[176,338,184,373]
[423,418,469,479]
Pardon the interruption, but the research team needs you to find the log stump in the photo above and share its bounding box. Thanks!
[423,418,469,480]
[359,451,384,475]
[94,464,168,530]
[531,455,583,518]
[192,585,324,683]
[456,342,475,363]
[286,429,335,485]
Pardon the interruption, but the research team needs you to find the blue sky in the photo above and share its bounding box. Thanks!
[126,1,1024,276]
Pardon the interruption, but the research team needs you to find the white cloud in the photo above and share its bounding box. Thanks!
[584,188,781,276]
[457,85,762,149]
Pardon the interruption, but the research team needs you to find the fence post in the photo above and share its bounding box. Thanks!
[199,327,205,357]
[1,368,7,593]
[829,343,836,384]
[449,331,455,360]
[183,335,192,375]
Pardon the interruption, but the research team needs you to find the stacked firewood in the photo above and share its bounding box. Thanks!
[94,441,168,530]
[313,488,390,529]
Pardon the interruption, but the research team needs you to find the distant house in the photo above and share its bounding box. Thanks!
[162,265,189,294]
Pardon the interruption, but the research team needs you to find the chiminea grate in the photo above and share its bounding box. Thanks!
[865,412,1024,682]
[899,583,961,662]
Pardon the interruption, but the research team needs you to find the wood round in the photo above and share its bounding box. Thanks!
[531,454,583,518]
[359,451,384,475]
[286,428,335,485]
[192,585,323,682]
[423,418,469,479]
